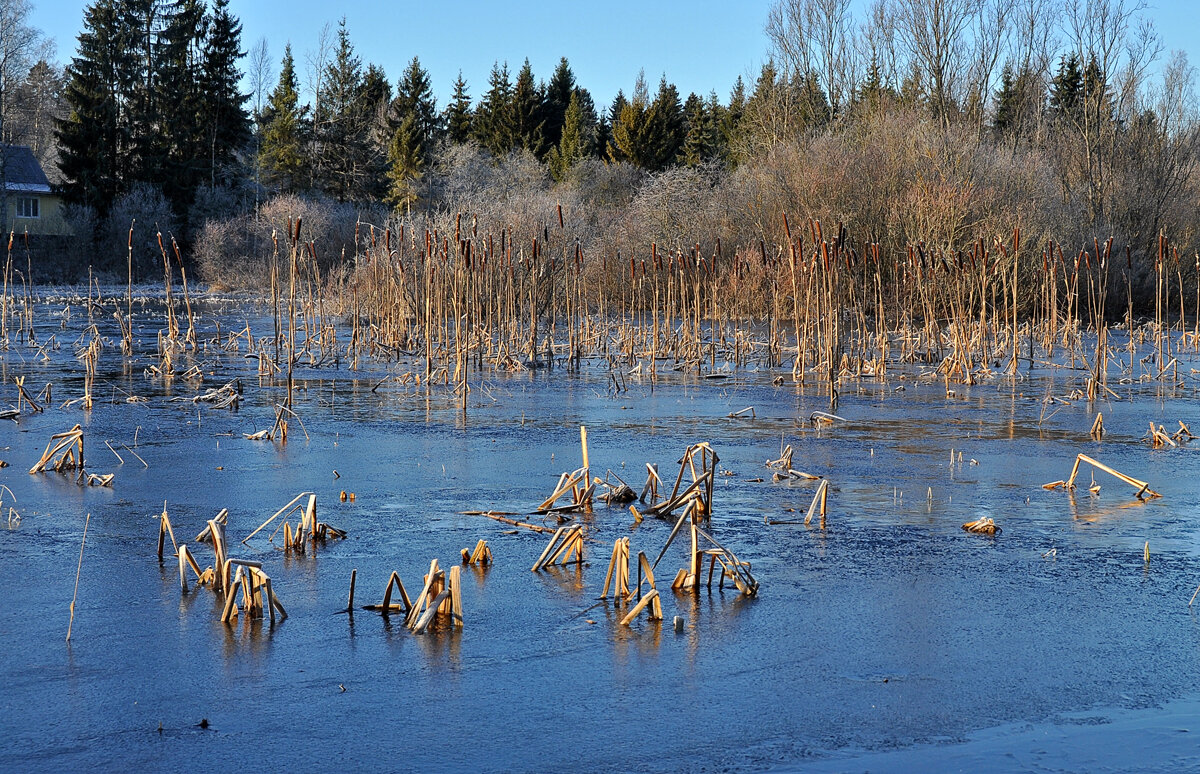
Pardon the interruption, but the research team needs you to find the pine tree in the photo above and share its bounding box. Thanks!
[443,72,471,144]
[472,61,514,156]
[199,0,250,188]
[13,59,68,176]
[512,58,544,155]
[542,57,575,151]
[258,44,306,193]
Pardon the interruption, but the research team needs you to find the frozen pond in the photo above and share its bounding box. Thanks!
[1,290,1199,772]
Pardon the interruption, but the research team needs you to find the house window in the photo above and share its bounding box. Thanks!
[15,197,39,219]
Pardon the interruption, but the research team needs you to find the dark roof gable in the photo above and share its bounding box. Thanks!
[2,145,51,192]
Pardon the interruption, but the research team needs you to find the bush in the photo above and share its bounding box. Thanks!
[100,184,179,281]
[192,193,387,290]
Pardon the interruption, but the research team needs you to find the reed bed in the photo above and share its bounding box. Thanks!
[170,213,1200,411]
[0,208,1194,416]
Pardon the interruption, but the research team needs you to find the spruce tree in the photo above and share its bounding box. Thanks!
[596,90,625,158]
[574,87,599,156]
[609,74,660,167]
[512,58,544,156]
[679,92,714,166]
[155,0,207,208]
[58,0,134,214]
[1049,53,1082,119]
[313,18,370,200]
[443,72,471,144]
[856,54,890,111]
[472,61,514,156]
[391,56,437,159]
[1081,56,1113,121]
[648,76,683,168]
[542,57,575,151]
[993,63,1017,135]
[122,0,164,183]
[258,44,306,193]
[199,0,250,188]
[546,89,590,181]
[705,91,728,163]
[718,77,745,164]
[384,112,422,211]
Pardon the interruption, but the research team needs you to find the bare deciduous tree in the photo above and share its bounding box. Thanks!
[766,0,856,118]
[1058,0,1161,230]
[891,0,985,127]
[965,0,1016,132]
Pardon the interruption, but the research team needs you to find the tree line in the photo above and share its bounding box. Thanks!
[0,0,1192,289]
[252,21,743,208]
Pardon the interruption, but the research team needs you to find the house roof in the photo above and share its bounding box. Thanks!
[2,145,51,194]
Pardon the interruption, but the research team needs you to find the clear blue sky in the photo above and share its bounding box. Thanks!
[27,0,1200,111]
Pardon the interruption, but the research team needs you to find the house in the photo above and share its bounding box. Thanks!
[3,145,68,236]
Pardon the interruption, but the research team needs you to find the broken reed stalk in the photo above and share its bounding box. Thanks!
[178,544,202,592]
[1044,453,1162,499]
[29,425,84,475]
[461,539,492,565]
[531,524,585,571]
[618,589,662,626]
[157,502,178,563]
[243,492,312,544]
[462,510,555,533]
[601,537,631,602]
[804,479,829,527]
[66,513,90,642]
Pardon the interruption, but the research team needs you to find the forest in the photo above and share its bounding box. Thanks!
[1,0,1197,304]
